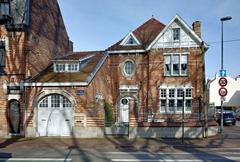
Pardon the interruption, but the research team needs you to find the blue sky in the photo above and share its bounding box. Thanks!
[58,0,240,79]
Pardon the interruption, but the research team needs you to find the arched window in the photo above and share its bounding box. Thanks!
[39,94,72,108]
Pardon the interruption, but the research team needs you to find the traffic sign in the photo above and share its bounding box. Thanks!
[218,77,228,87]
[219,87,228,97]
[220,69,227,77]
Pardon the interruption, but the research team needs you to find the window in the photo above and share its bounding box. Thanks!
[39,97,48,108]
[63,97,72,108]
[160,89,166,98]
[124,60,135,76]
[39,95,72,109]
[164,56,171,75]
[177,89,184,97]
[164,54,188,76]
[68,63,78,72]
[55,63,79,72]
[173,28,180,41]
[186,88,192,97]
[56,64,65,72]
[159,87,192,114]
[51,95,60,108]
[169,89,175,98]
[172,55,180,75]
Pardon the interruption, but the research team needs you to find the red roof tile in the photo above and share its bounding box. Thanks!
[108,18,165,51]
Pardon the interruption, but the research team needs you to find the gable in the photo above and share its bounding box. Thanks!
[120,32,141,46]
[148,15,207,50]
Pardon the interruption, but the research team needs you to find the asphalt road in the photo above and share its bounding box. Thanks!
[0,122,239,162]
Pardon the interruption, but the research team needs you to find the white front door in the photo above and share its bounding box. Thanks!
[38,95,73,136]
[119,97,130,123]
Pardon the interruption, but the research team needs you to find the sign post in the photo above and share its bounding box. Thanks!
[218,77,228,134]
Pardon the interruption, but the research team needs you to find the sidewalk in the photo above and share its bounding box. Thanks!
[0,133,239,155]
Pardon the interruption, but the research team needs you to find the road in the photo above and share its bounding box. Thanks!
[0,121,239,162]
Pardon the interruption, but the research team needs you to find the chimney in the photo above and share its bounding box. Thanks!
[192,21,201,38]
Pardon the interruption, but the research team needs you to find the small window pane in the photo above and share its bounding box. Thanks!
[63,96,72,108]
[177,100,183,112]
[181,55,188,75]
[51,95,60,108]
[160,89,166,98]
[172,55,179,75]
[39,97,48,108]
[185,100,192,112]
[177,89,184,97]
[168,99,175,112]
[186,89,192,98]
[160,99,166,113]
[164,56,171,75]
[169,89,175,98]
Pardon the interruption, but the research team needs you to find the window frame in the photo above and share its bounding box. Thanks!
[164,53,188,76]
[159,86,193,114]
[38,94,72,109]
[122,59,136,77]
[173,28,180,41]
[54,62,79,73]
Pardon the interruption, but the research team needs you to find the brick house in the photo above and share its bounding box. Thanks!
[0,0,72,137]
[0,0,218,138]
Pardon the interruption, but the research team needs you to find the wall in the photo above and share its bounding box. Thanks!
[0,0,71,137]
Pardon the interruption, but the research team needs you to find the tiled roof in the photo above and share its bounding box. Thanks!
[33,51,105,83]
[108,18,165,51]
[54,51,104,60]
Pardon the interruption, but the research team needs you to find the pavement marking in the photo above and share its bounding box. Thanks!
[111,160,205,162]
[0,158,71,161]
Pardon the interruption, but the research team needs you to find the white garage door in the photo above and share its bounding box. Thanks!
[38,94,73,136]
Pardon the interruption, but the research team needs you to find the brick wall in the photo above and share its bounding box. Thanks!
[0,0,71,136]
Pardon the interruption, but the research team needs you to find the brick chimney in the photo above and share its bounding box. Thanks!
[192,21,201,38]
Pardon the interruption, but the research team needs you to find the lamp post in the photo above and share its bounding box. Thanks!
[220,16,232,134]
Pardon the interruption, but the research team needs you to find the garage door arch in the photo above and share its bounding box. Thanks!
[37,94,73,136]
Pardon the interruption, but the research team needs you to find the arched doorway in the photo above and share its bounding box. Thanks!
[119,97,131,123]
[37,94,73,136]
[9,100,20,134]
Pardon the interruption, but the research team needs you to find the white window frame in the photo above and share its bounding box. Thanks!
[122,59,136,77]
[54,63,79,73]
[159,86,192,114]
[164,53,188,76]
[173,28,180,41]
[38,95,72,109]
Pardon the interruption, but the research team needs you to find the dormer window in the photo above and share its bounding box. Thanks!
[56,64,65,72]
[173,28,180,41]
[54,63,79,72]
[126,36,137,45]
[120,32,141,46]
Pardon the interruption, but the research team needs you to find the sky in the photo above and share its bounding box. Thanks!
[58,0,240,80]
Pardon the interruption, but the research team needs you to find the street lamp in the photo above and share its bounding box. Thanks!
[220,16,232,134]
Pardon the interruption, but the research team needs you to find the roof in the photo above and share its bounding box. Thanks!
[32,51,107,84]
[53,51,104,61]
[108,18,166,51]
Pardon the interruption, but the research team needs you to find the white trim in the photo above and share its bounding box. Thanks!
[24,82,88,87]
[85,51,109,83]
[108,49,146,54]
[163,52,189,55]
[120,32,141,46]
[147,15,208,50]
[79,54,95,62]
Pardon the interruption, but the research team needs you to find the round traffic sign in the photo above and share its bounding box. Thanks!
[219,87,228,97]
[218,77,228,87]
